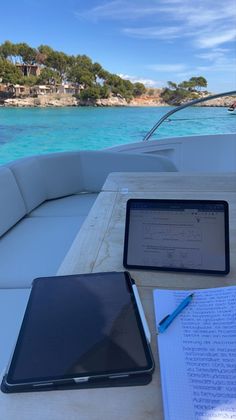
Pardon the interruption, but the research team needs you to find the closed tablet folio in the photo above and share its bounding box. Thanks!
[2,272,154,393]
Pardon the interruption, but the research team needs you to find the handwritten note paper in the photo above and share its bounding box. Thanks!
[153,286,236,420]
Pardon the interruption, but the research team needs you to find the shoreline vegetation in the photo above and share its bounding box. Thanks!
[0,41,235,108]
[1,91,235,108]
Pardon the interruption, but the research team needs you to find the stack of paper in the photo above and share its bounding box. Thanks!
[153,286,236,420]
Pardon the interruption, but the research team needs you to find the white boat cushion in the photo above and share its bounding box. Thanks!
[0,167,26,237]
[38,152,84,200]
[0,289,30,374]
[79,151,177,192]
[29,193,97,217]
[0,216,85,288]
[8,157,46,213]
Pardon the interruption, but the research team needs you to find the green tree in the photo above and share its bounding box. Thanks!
[20,74,38,86]
[0,41,17,62]
[67,55,95,87]
[92,62,108,84]
[0,41,37,65]
[45,51,69,79]
[38,44,54,57]
[178,80,193,90]
[99,84,110,98]
[68,65,94,88]
[161,76,208,104]
[96,68,110,81]
[161,86,190,105]
[189,76,207,91]
[15,43,37,64]
[133,82,146,96]
[105,74,134,99]
[0,40,150,102]
[71,55,93,75]
[79,86,100,101]
[167,81,177,90]
[37,45,54,65]
[37,68,60,85]
[0,58,21,83]
[147,88,155,96]
[92,62,102,75]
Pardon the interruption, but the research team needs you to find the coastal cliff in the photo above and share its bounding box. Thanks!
[2,91,235,108]
[2,93,166,107]
[3,94,78,107]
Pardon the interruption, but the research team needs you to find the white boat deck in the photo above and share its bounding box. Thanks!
[1,172,235,420]
[109,133,236,173]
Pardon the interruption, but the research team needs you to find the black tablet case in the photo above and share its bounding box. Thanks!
[1,372,152,393]
[1,272,154,393]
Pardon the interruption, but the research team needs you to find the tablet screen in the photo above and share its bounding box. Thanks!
[123,199,229,274]
[6,272,154,386]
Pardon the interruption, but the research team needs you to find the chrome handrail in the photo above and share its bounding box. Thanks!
[143,90,236,141]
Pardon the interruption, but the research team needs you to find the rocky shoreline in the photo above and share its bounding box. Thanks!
[1,93,235,108]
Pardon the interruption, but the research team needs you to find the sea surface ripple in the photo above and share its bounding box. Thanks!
[0,106,235,164]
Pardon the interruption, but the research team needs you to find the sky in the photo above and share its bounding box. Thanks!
[0,0,236,92]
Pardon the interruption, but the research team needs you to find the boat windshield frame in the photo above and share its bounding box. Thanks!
[143,90,236,142]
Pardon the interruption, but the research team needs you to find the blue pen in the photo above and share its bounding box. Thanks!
[158,293,194,333]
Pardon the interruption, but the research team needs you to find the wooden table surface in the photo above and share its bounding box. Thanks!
[102,172,236,193]
[1,172,236,420]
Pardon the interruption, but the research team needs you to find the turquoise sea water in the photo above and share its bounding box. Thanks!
[0,106,235,164]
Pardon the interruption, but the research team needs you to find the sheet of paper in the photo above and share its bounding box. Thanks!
[153,286,236,420]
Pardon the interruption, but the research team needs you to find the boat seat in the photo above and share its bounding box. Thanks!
[0,289,30,374]
[0,150,177,373]
[0,150,177,289]
[0,215,86,288]
[29,193,97,217]
[0,167,26,237]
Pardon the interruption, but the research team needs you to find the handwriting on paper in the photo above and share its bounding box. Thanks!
[173,288,236,419]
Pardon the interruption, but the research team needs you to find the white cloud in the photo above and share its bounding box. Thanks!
[146,49,236,84]
[76,0,236,25]
[196,49,230,61]
[197,29,236,48]
[75,1,162,21]
[118,73,160,87]
[75,0,236,83]
[196,60,236,74]
[195,48,236,74]
[123,26,181,40]
[76,0,236,51]
[164,1,236,50]
[160,1,236,28]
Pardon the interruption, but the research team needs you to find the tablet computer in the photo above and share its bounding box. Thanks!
[123,199,230,275]
[2,272,154,393]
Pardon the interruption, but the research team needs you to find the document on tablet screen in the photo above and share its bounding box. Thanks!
[125,200,229,273]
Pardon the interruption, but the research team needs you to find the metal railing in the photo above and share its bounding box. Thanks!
[143,90,236,142]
